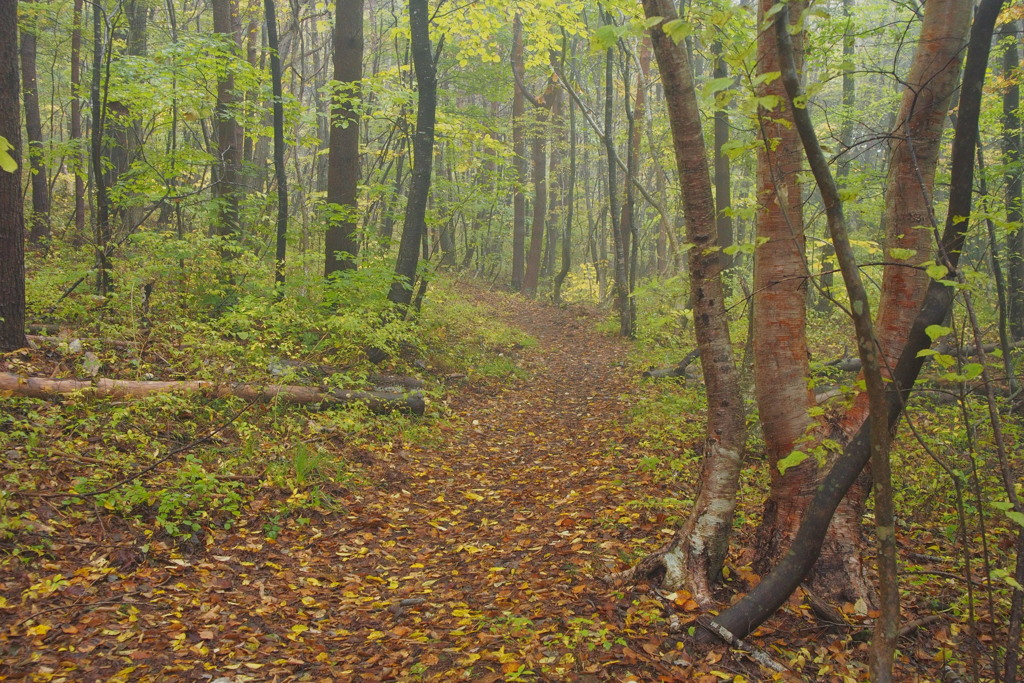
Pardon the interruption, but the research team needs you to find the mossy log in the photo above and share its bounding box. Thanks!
[0,373,425,415]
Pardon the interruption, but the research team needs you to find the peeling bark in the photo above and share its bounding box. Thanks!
[613,0,746,606]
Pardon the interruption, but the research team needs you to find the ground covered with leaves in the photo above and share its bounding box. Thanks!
[0,283,999,682]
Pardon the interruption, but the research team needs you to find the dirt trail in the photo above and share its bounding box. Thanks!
[3,287,693,682]
[310,288,655,679]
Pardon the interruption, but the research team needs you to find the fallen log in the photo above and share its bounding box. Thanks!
[0,373,425,415]
[815,382,1018,407]
[368,373,425,391]
[816,339,1024,375]
[819,356,863,374]
[642,349,701,379]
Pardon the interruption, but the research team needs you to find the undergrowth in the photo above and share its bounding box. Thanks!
[620,272,1022,676]
[2,254,532,555]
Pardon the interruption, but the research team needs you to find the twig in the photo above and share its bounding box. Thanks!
[14,576,171,628]
[898,614,945,638]
[24,398,258,500]
[699,618,791,674]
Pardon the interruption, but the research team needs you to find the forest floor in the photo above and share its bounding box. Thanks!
[0,284,957,682]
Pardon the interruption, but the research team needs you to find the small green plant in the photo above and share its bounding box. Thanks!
[474,355,527,380]
[88,455,244,539]
[560,617,626,652]
[504,664,536,681]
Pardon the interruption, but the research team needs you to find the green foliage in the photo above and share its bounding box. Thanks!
[419,280,537,377]
[0,135,16,173]
[626,389,707,452]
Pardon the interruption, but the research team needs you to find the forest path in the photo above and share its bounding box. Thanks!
[301,284,669,680]
[4,285,699,683]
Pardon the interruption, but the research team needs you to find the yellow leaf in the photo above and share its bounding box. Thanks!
[26,624,51,636]
[463,492,484,501]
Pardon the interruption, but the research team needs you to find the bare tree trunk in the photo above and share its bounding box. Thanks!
[71,0,85,244]
[873,0,972,370]
[212,0,244,245]
[602,24,631,337]
[1004,21,1024,341]
[621,39,647,334]
[19,0,50,245]
[771,11,898,678]
[387,0,436,309]
[522,109,548,297]
[617,0,746,606]
[0,0,27,352]
[712,41,731,275]
[112,0,147,234]
[751,0,844,598]
[325,0,363,275]
[542,83,563,279]
[510,15,526,292]
[265,0,287,289]
[813,0,854,313]
[90,0,112,295]
[553,81,576,305]
[0,373,425,414]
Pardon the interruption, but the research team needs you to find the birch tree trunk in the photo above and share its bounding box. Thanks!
[616,0,746,606]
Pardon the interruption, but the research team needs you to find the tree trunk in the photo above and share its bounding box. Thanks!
[265,0,288,289]
[212,0,244,244]
[522,109,548,297]
[622,40,648,334]
[0,373,425,415]
[873,0,972,370]
[387,0,436,309]
[553,85,576,305]
[510,15,527,292]
[325,0,363,276]
[620,0,747,606]
[603,30,632,337]
[71,0,85,244]
[770,11,897,677]
[750,0,842,597]
[814,0,854,313]
[98,1,144,237]
[543,82,563,279]
[19,0,50,245]
[1004,21,1024,341]
[90,0,112,296]
[712,41,732,276]
[712,0,1000,643]
[0,0,27,352]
